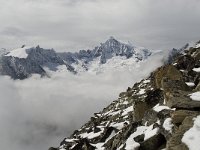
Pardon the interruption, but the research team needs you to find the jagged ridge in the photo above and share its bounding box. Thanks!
[0,37,151,79]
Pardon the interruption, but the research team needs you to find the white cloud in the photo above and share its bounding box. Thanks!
[0,52,164,150]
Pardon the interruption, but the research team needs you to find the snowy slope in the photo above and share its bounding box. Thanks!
[5,46,32,58]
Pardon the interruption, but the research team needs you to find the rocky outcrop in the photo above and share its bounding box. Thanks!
[153,65,183,89]
[52,43,200,150]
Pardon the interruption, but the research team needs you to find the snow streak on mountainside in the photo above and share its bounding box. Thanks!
[0,37,152,79]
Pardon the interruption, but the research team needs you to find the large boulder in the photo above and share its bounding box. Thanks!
[171,110,200,125]
[153,65,183,89]
[133,101,150,121]
[161,77,191,92]
[165,90,200,110]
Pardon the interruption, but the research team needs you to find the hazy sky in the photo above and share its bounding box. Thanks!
[0,0,200,51]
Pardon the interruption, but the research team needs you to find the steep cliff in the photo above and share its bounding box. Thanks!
[50,42,200,150]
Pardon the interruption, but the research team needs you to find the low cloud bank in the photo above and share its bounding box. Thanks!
[0,52,165,150]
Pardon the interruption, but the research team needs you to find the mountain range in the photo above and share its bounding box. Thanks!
[0,37,152,79]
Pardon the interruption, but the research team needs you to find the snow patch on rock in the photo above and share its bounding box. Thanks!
[153,104,171,112]
[163,118,173,133]
[144,124,159,140]
[185,82,195,87]
[189,92,200,101]
[182,115,200,150]
[138,89,145,95]
[192,67,200,72]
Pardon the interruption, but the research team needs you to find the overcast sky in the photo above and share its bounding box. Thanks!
[0,0,200,51]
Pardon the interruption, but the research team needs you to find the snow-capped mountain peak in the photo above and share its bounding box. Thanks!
[58,37,152,73]
[96,37,136,63]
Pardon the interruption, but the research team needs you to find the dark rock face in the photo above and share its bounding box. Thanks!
[51,44,200,150]
[0,56,49,79]
[145,89,164,107]
[139,133,166,150]
[134,134,144,143]
[0,46,76,79]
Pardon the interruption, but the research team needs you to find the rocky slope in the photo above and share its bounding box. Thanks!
[50,42,200,150]
[0,37,151,79]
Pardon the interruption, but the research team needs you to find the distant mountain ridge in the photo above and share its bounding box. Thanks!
[0,37,152,79]
[2,37,198,79]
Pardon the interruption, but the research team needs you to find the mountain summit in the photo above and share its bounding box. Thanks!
[58,37,152,73]
[0,37,152,79]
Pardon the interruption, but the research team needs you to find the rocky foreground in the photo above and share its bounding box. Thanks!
[50,44,200,150]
